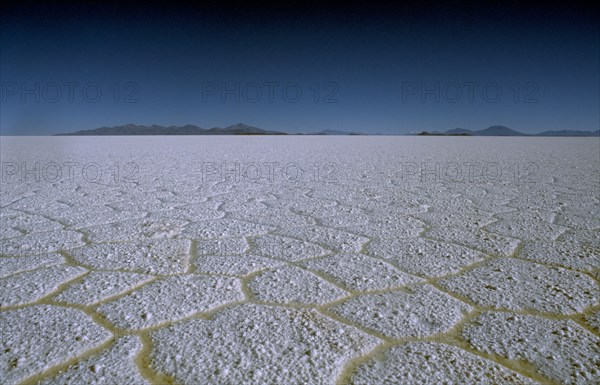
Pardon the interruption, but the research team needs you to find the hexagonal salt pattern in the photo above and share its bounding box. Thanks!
[351,342,537,384]
[426,227,521,256]
[70,239,191,274]
[193,254,283,276]
[366,238,486,277]
[81,218,189,243]
[1,305,112,385]
[0,229,85,256]
[1,265,87,307]
[2,136,599,384]
[463,311,600,385]
[330,284,472,338]
[38,336,149,385]
[519,239,600,271]
[251,234,329,261]
[300,253,423,291]
[0,253,65,278]
[274,225,370,253]
[439,258,598,314]
[181,218,274,239]
[484,210,568,241]
[150,304,380,384]
[53,271,155,305]
[585,310,600,331]
[249,265,348,305]
[97,275,243,330]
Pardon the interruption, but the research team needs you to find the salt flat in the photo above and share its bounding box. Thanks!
[1,136,598,384]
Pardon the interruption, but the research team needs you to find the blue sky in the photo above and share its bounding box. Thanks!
[1,2,598,135]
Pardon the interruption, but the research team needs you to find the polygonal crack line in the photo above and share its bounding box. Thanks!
[6,207,71,230]
[425,281,481,309]
[309,271,424,298]
[419,228,522,258]
[279,205,318,224]
[270,221,373,246]
[356,239,442,281]
[569,307,600,337]
[483,214,569,243]
[15,334,117,385]
[241,265,351,307]
[585,270,600,284]
[135,330,179,385]
[288,263,354,292]
[59,240,193,277]
[378,247,496,284]
[0,269,90,311]
[442,308,567,385]
[257,230,337,256]
[319,218,427,244]
[329,307,557,385]
[422,254,520,286]
[315,305,398,343]
[431,266,600,320]
[556,228,600,242]
[92,297,251,337]
[507,252,599,274]
[343,273,600,335]
[0,261,64,280]
[50,275,160,309]
[333,340,394,385]
[406,212,486,233]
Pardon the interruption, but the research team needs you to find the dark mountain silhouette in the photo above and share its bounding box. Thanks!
[205,123,287,135]
[415,126,598,137]
[54,124,599,137]
[535,129,600,137]
[55,123,287,136]
[444,128,473,135]
[474,125,526,136]
[307,129,365,135]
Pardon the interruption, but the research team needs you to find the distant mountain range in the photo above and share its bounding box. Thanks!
[416,126,599,137]
[54,123,599,137]
[302,129,366,136]
[55,123,287,136]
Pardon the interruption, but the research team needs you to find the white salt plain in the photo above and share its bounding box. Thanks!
[0,136,598,384]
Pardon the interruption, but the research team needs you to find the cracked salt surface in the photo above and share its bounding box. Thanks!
[53,271,155,305]
[0,253,65,278]
[1,229,85,256]
[194,253,284,276]
[1,136,599,384]
[70,239,191,274]
[463,311,600,385]
[1,265,88,307]
[38,335,150,385]
[300,253,423,291]
[439,258,598,314]
[1,305,112,385]
[351,342,537,384]
[97,274,243,330]
[150,304,380,384]
[366,237,486,277]
[249,265,348,305]
[330,284,472,338]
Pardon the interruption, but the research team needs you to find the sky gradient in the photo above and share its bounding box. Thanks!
[1,1,598,135]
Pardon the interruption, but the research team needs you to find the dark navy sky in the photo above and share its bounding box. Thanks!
[1,1,598,135]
